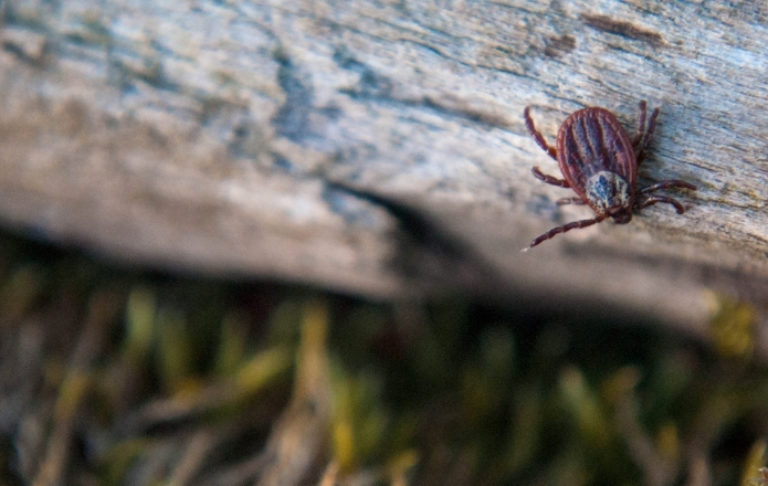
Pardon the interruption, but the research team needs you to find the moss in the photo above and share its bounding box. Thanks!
[0,229,766,485]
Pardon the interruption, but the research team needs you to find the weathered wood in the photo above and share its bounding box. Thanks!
[0,1,767,344]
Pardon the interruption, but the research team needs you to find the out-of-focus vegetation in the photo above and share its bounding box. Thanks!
[0,229,766,486]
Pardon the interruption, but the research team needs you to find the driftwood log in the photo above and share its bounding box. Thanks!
[0,1,767,347]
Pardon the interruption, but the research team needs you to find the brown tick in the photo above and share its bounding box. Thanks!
[523,101,696,249]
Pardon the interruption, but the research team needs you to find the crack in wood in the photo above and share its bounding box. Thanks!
[581,14,665,47]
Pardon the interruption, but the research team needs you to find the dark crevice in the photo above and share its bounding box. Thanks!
[1,39,48,66]
[544,34,576,57]
[322,180,507,293]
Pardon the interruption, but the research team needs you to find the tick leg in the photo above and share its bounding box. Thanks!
[633,101,660,166]
[639,179,697,194]
[532,166,570,187]
[527,215,607,249]
[556,196,585,205]
[524,106,558,160]
[636,195,687,214]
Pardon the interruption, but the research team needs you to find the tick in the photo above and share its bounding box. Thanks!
[522,101,696,249]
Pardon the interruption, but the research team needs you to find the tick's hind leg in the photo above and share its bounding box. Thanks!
[524,215,607,250]
[524,106,557,160]
[632,101,660,166]
[532,166,570,187]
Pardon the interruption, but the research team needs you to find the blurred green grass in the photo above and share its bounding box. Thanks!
[0,229,766,486]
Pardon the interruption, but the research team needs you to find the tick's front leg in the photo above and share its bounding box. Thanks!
[639,179,697,194]
[636,195,687,214]
[524,215,607,250]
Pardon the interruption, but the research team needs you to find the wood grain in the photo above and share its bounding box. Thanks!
[0,1,767,347]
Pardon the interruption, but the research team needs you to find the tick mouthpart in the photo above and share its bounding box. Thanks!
[609,211,632,224]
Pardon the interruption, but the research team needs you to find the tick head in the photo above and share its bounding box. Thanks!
[585,171,632,222]
[610,209,632,224]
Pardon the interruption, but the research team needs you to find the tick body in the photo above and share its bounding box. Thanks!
[523,102,696,249]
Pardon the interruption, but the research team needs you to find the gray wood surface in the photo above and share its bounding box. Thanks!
[1,1,767,345]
